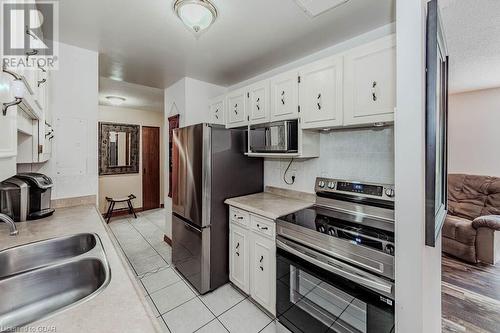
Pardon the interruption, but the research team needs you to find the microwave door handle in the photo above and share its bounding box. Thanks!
[284,123,289,151]
[265,128,271,148]
[276,239,393,296]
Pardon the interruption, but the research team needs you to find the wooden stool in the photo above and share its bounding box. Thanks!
[105,194,137,223]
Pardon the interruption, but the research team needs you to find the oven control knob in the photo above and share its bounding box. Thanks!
[385,244,395,255]
[385,188,395,198]
[327,181,335,189]
[328,228,336,236]
[317,225,326,233]
[318,180,326,188]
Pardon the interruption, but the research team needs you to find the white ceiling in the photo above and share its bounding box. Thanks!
[53,0,394,89]
[440,0,500,93]
[99,77,164,112]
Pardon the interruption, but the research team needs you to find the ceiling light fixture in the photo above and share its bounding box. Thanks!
[106,96,126,106]
[173,0,218,34]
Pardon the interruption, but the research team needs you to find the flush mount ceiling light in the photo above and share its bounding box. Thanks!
[106,96,126,106]
[173,0,218,34]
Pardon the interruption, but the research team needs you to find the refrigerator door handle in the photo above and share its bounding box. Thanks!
[183,221,201,233]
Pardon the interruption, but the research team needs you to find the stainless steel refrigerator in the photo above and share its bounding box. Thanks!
[172,123,263,294]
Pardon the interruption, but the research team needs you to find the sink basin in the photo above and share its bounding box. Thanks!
[0,233,97,278]
[0,258,108,330]
[0,233,110,331]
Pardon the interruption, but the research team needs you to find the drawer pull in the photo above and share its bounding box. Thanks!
[256,224,268,230]
[372,81,378,101]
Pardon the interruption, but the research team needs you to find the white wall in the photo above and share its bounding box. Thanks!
[395,1,442,332]
[98,105,164,214]
[448,87,500,177]
[163,77,226,238]
[265,127,394,193]
[18,43,99,201]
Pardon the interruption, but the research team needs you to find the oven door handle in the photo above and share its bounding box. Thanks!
[276,238,393,296]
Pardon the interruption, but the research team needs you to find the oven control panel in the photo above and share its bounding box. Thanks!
[315,177,395,202]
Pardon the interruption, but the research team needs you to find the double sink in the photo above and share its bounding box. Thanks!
[0,233,111,331]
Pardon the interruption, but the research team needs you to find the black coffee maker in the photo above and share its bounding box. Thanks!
[14,173,55,220]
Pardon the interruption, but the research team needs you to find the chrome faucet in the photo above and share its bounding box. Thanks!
[0,213,18,236]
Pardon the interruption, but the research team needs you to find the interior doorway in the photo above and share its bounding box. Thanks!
[142,126,160,211]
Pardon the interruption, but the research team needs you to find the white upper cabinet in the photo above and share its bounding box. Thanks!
[209,94,225,125]
[343,35,396,126]
[0,78,18,180]
[217,34,396,130]
[226,88,248,128]
[248,80,270,124]
[270,71,299,122]
[299,56,343,129]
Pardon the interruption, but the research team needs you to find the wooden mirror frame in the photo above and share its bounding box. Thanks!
[99,122,140,175]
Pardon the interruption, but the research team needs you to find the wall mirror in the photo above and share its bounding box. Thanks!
[99,122,140,175]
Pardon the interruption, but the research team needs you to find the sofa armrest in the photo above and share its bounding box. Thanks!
[472,215,500,230]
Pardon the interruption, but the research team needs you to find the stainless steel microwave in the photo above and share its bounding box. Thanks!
[248,119,298,153]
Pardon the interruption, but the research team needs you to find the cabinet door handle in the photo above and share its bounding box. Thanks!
[281,91,285,105]
[25,49,38,61]
[256,97,260,111]
[26,27,39,40]
[317,93,322,110]
[37,78,46,87]
[234,104,238,115]
[372,81,378,101]
[259,255,264,271]
[235,242,240,256]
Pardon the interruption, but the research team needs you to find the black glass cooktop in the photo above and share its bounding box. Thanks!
[278,207,394,254]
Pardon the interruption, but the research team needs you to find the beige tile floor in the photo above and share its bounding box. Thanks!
[108,208,289,333]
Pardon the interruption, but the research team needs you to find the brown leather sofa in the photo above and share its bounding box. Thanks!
[443,174,500,264]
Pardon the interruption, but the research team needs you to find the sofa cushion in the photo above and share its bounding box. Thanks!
[448,174,500,221]
[442,215,476,245]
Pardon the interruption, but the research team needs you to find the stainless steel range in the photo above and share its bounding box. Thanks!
[275,177,395,333]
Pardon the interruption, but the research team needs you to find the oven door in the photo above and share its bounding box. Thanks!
[276,238,395,333]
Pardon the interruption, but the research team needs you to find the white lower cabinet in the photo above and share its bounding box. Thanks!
[229,206,276,315]
[250,232,276,314]
[229,223,249,293]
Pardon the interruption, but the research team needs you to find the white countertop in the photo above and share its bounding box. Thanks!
[0,205,161,333]
[224,190,314,220]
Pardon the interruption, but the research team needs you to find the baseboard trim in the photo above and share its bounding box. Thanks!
[103,207,144,219]
[52,195,97,209]
[164,234,172,246]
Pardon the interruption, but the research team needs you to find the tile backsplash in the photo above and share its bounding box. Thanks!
[264,126,394,193]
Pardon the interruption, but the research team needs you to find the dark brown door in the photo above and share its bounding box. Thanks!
[142,126,160,211]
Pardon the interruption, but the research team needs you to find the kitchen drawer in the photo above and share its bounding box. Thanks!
[250,214,275,239]
[230,206,249,227]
